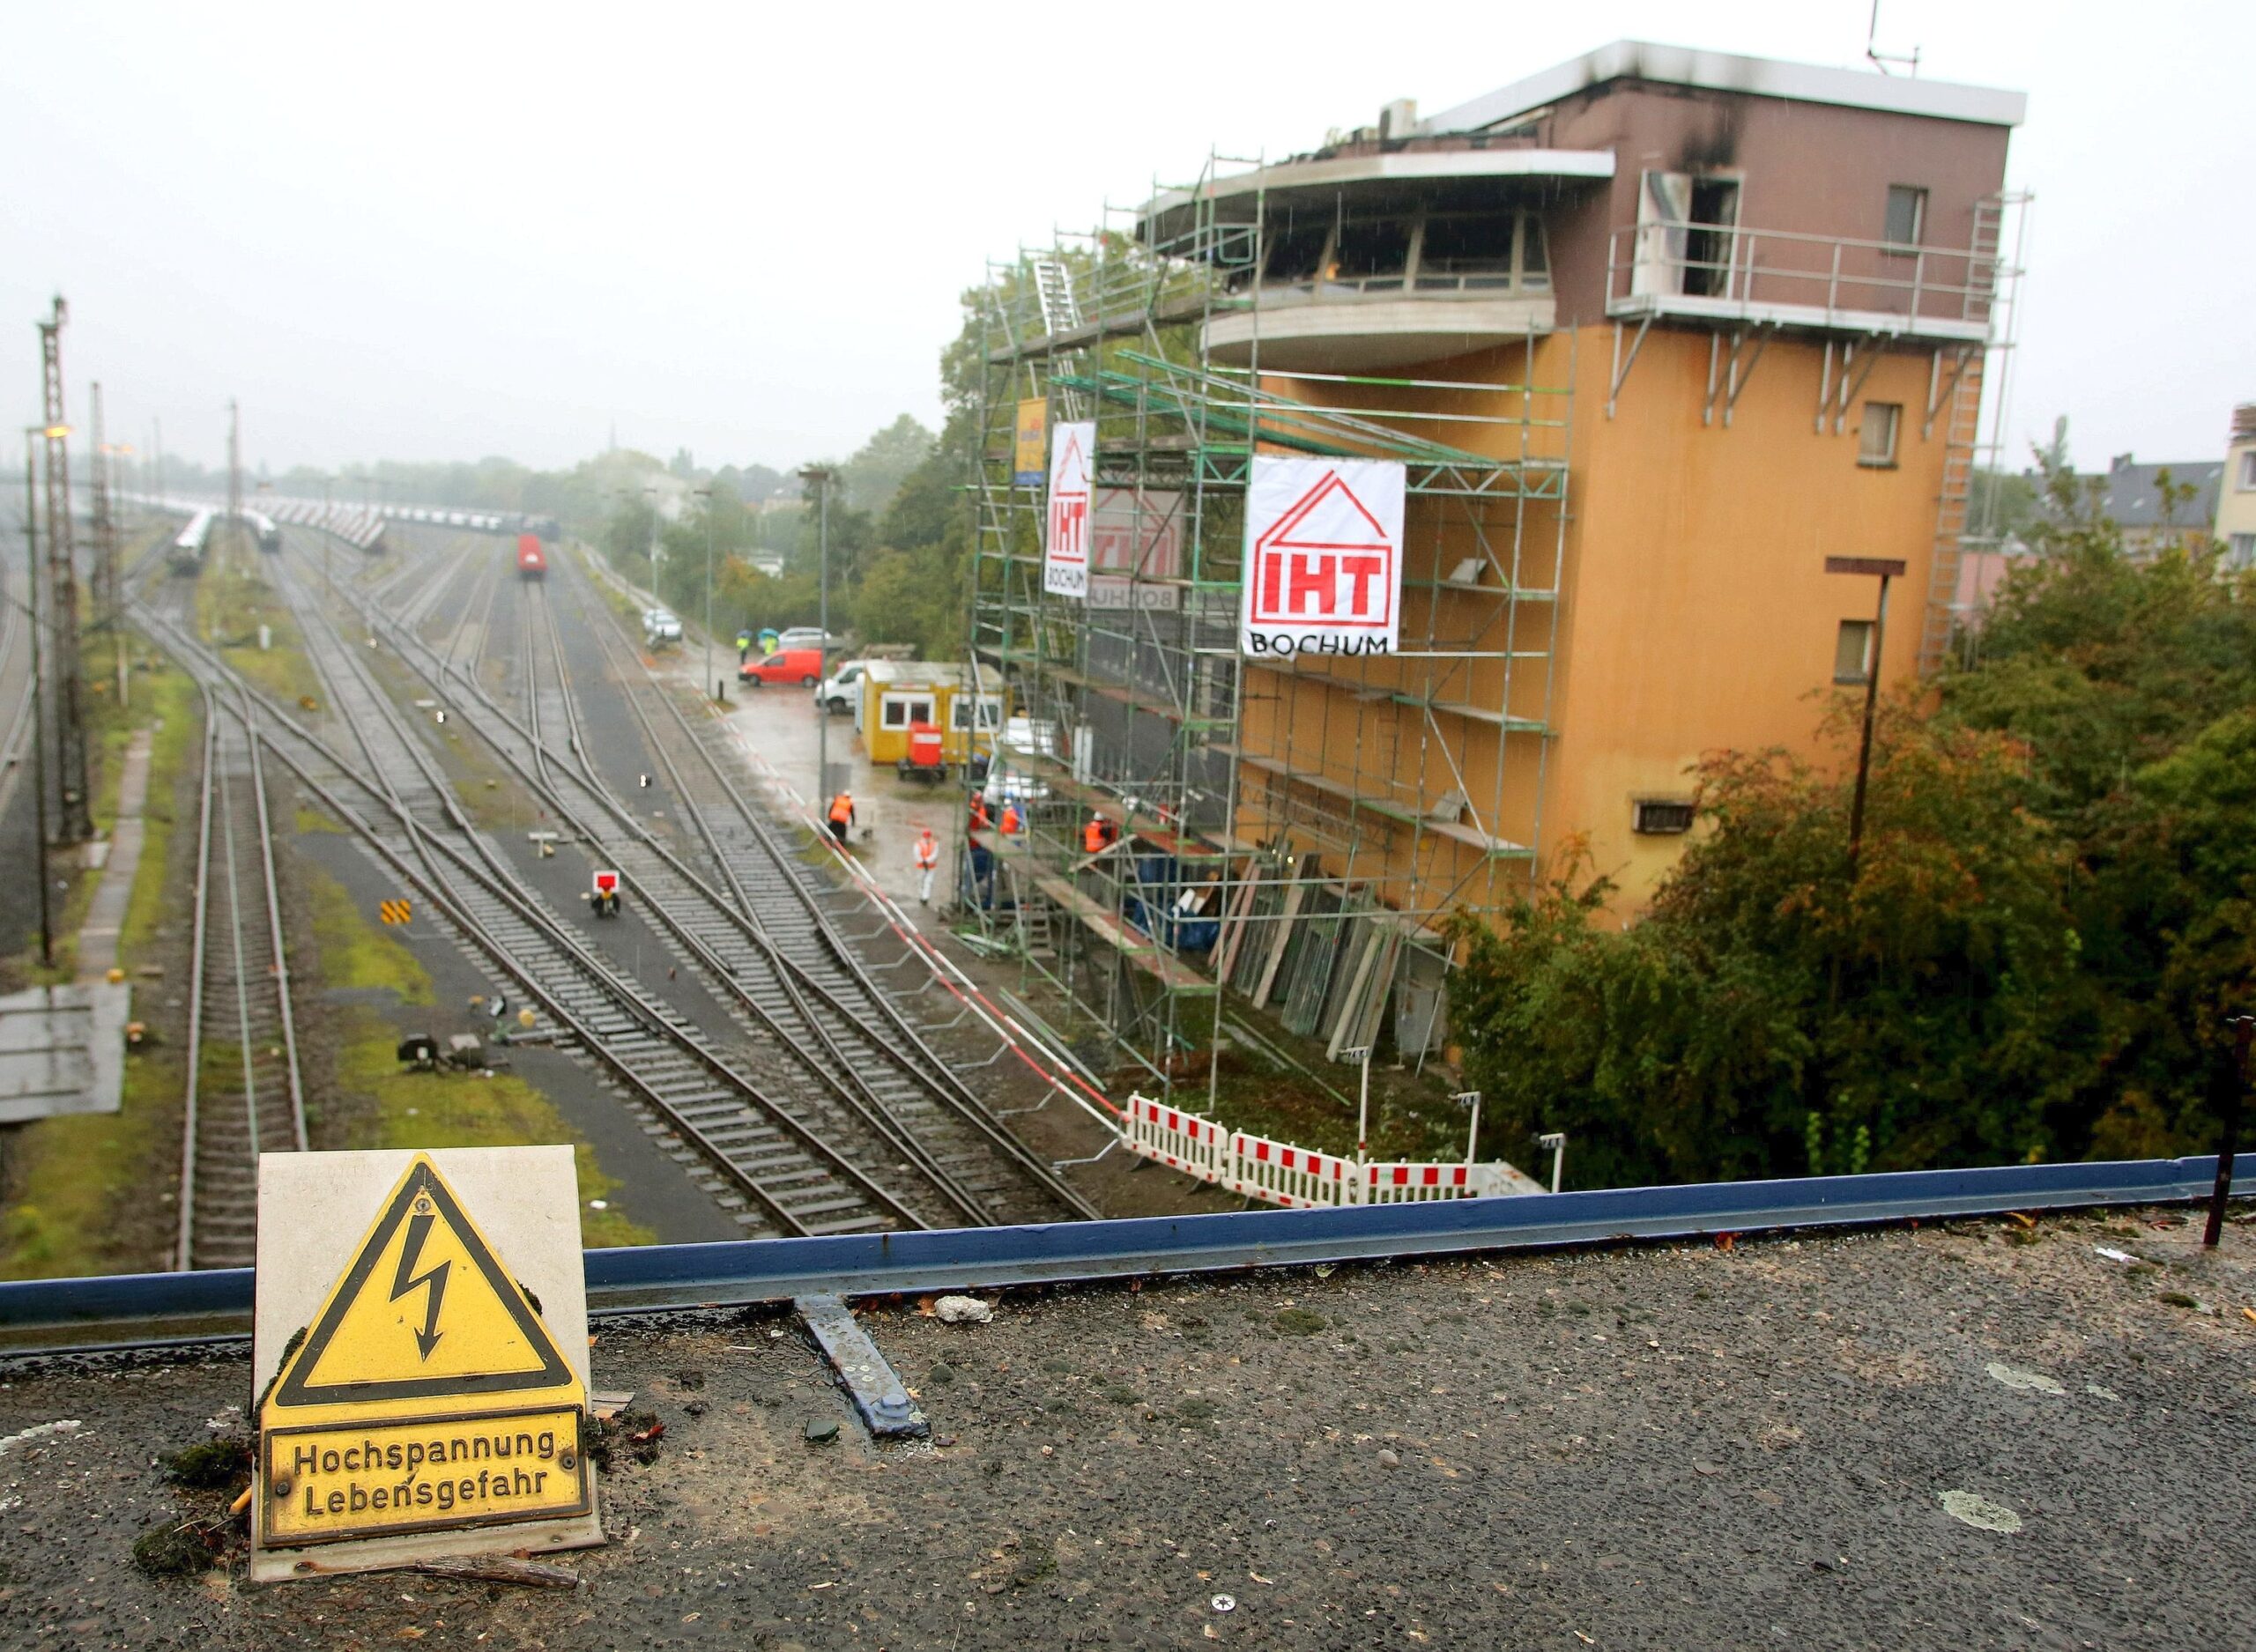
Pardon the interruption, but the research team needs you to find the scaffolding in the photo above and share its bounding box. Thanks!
[963,155,1573,1097]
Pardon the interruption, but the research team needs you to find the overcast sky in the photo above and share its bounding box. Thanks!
[3,1,2247,480]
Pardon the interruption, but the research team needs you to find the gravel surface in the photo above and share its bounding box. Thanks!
[4,1205,2252,1649]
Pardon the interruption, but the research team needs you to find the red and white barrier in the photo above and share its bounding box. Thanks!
[1124,1093,1541,1207]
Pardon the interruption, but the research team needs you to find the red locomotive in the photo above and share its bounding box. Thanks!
[516,533,547,579]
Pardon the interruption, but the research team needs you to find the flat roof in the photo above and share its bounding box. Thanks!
[1143,147,1614,222]
[1422,38,2027,135]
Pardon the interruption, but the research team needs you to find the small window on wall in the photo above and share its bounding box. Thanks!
[2240,451,2256,490]
[1858,403,1902,468]
[2229,533,2255,572]
[1884,185,1927,251]
[950,698,974,730]
[908,698,935,725]
[1632,798,1696,835]
[1835,619,1875,684]
[880,696,909,730]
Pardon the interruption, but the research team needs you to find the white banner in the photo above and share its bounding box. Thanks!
[1240,457,1405,656]
[1043,421,1095,599]
[1087,485,1183,611]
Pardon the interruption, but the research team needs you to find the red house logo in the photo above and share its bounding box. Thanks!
[1250,470,1396,631]
[1046,427,1090,567]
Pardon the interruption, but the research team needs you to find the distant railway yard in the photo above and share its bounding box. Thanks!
[26,509,1171,1284]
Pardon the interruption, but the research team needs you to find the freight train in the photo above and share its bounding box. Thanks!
[516,533,547,579]
[244,508,282,553]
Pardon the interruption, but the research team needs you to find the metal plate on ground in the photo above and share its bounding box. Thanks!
[0,982,129,1123]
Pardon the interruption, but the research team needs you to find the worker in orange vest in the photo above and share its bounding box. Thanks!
[827,791,855,846]
[999,801,1023,836]
[1082,814,1115,855]
[912,826,939,905]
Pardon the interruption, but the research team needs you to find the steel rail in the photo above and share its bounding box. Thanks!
[554,554,1102,1219]
[173,693,219,1272]
[522,580,1004,1225]
[322,544,1033,1228]
[271,566,931,1238]
[130,587,924,1241]
[5,1152,2248,1358]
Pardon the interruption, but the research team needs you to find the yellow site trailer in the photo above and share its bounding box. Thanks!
[857,661,1006,768]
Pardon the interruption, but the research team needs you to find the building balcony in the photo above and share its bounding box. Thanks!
[1605,219,2002,344]
[1205,276,1555,372]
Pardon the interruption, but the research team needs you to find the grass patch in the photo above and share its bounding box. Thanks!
[294,804,343,833]
[197,546,323,708]
[306,863,431,1004]
[306,875,652,1248]
[0,651,204,1278]
[1177,1046,1469,1165]
[335,1017,652,1248]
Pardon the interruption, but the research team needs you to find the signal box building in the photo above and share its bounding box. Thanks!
[967,41,2029,1082]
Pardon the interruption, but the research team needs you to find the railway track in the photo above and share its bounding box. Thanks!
[176,679,308,1269]
[349,532,1095,1226]
[123,558,312,1270]
[137,540,929,1241]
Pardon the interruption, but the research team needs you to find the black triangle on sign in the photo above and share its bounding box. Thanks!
[270,1159,575,1408]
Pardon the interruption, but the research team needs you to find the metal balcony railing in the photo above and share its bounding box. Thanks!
[1606,219,2003,336]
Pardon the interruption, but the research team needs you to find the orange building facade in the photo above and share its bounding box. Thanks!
[968,41,2026,1073]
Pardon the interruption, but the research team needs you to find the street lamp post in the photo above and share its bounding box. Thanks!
[798,464,836,805]
[1456,1089,1483,1167]
[1823,556,1908,879]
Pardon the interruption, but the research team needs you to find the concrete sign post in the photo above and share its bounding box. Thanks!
[250,1147,601,1582]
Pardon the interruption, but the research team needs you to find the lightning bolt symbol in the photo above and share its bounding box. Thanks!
[389,1207,450,1360]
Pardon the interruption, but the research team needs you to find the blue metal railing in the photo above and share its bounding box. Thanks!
[2,1152,2245,1357]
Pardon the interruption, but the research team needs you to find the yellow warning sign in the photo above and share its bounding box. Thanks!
[379,899,412,925]
[256,1155,588,1549]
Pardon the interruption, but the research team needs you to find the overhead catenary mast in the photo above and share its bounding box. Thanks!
[87,382,126,707]
[226,399,242,552]
[37,295,93,844]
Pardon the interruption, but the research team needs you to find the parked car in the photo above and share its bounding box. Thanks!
[739,647,824,687]
[775,626,837,652]
[818,660,870,714]
[642,608,683,646]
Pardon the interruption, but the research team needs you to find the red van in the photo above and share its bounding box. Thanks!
[739,647,824,687]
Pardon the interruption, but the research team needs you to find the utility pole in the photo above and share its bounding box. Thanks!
[798,464,835,804]
[20,433,54,967]
[693,485,716,702]
[87,383,126,707]
[225,399,242,554]
[37,296,92,843]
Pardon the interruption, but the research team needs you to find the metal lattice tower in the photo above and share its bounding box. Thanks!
[38,295,93,843]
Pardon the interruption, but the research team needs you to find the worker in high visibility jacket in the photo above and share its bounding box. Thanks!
[999,801,1023,836]
[913,826,940,905]
[1082,814,1116,855]
[827,791,855,846]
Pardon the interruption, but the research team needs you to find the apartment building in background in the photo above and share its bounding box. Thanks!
[966,41,2028,1077]
[2219,405,2256,571]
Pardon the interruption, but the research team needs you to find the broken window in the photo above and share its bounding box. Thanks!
[1682,178,1740,297]
[1858,402,1902,468]
[1884,185,1927,251]
[1417,211,1518,288]
[1518,211,1549,287]
[1834,619,1875,684]
[1331,215,1414,287]
[1265,213,1332,287]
